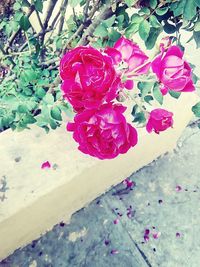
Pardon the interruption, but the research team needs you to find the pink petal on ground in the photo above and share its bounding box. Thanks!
[41,161,51,169]
[175,185,182,192]
[176,232,181,238]
[144,229,150,242]
[111,249,119,255]
[152,232,161,239]
[144,235,150,242]
[123,179,135,189]
[113,218,119,224]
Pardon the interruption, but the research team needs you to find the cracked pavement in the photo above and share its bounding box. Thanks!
[1,125,200,267]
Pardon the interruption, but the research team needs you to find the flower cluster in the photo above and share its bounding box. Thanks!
[60,37,195,160]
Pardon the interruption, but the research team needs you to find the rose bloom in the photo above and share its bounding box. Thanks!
[152,45,195,94]
[60,46,120,112]
[104,37,150,90]
[146,108,173,134]
[67,103,138,159]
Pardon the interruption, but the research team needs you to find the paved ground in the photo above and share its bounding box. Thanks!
[1,124,200,267]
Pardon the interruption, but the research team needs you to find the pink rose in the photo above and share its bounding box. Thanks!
[67,103,138,159]
[152,45,195,94]
[60,46,120,112]
[104,37,150,90]
[146,108,173,134]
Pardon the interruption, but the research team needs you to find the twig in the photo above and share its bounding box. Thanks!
[62,24,85,54]
[19,28,52,51]
[36,10,44,30]
[58,0,68,35]
[40,57,59,66]
[40,0,58,44]
[25,32,32,57]
[83,0,91,21]
[0,43,6,55]
[78,3,114,46]
[51,8,61,30]
[72,8,79,27]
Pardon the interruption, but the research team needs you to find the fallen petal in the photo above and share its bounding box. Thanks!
[175,185,182,192]
[111,249,119,255]
[41,161,51,169]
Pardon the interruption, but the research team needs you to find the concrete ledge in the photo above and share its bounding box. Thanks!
[0,93,198,260]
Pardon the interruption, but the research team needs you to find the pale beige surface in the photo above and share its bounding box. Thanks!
[0,93,198,260]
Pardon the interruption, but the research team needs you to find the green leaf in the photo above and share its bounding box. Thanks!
[145,27,161,50]
[59,103,74,119]
[34,0,43,12]
[192,72,199,84]
[21,69,37,83]
[192,102,200,117]
[18,104,28,113]
[10,20,19,31]
[163,22,176,34]
[103,15,116,27]
[19,15,31,31]
[133,112,146,124]
[125,23,139,37]
[168,90,181,99]
[108,29,121,42]
[13,2,21,10]
[139,20,150,41]
[69,0,82,7]
[184,0,197,20]
[193,31,200,48]
[125,0,135,7]
[144,95,154,104]
[14,11,24,21]
[170,0,186,17]
[139,7,150,15]
[116,14,124,25]
[150,0,157,9]
[22,114,36,124]
[94,24,108,37]
[50,106,62,121]
[56,37,62,49]
[149,15,160,28]
[22,0,31,7]
[156,7,169,16]
[43,94,54,105]
[194,21,200,32]
[138,82,153,97]
[195,0,200,7]
[153,83,163,105]
[131,104,139,116]
[36,87,46,99]
[49,119,58,129]
[131,14,143,23]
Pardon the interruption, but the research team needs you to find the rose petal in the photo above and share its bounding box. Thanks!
[41,161,51,169]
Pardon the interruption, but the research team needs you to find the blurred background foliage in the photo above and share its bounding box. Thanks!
[0,0,200,132]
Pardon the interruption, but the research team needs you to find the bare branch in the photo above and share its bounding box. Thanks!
[83,0,91,21]
[36,10,44,30]
[58,0,68,35]
[72,8,79,27]
[40,0,58,44]
[78,3,114,46]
